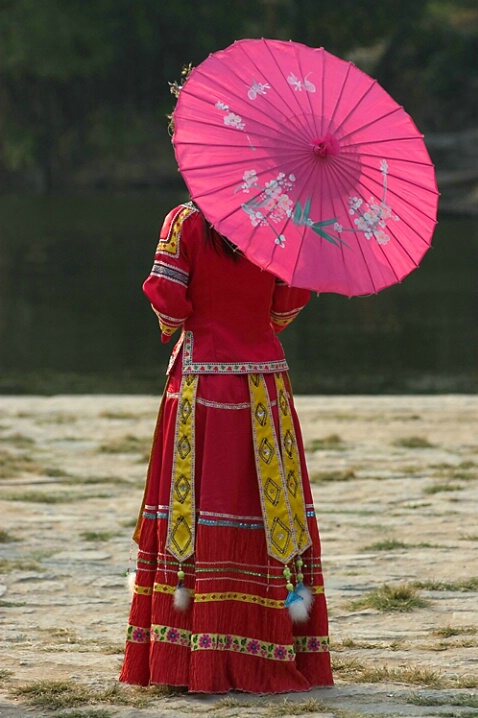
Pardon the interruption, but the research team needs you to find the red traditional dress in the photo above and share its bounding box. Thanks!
[119,203,333,693]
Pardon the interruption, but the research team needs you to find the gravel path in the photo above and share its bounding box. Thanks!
[1,394,477,718]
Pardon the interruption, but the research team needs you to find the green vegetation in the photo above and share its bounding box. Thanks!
[393,436,435,448]
[306,434,345,451]
[332,657,442,686]
[350,583,429,612]
[98,435,150,456]
[310,468,355,483]
[0,529,20,543]
[13,680,152,709]
[412,577,478,592]
[80,531,117,542]
[0,558,43,573]
[360,539,409,552]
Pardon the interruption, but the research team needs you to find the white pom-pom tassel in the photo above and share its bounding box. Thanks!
[287,594,311,623]
[296,582,314,613]
[126,570,136,596]
[173,567,191,611]
[173,585,192,611]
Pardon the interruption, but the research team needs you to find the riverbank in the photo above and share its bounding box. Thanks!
[1,394,477,717]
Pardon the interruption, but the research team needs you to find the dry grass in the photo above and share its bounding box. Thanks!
[264,698,331,715]
[0,558,43,573]
[432,625,477,638]
[12,680,154,709]
[0,432,35,448]
[360,538,408,552]
[409,692,478,709]
[412,577,478,592]
[350,583,429,612]
[393,436,434,449]
[310,469,356,483]
[80,531,118,542]
[424,482,463,494]
[98,435,150,455]
[0,450,43,478]
[3,490,78,503]
[0,529,20,543]
[332,657,443,687]
[306,433,346,451]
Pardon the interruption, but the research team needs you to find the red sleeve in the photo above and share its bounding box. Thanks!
[270,279,310,334]
[142,205,196,343]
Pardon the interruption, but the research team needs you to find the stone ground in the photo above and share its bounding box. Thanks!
[0,394,477,718]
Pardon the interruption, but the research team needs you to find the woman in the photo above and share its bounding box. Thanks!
[119,202,333,693]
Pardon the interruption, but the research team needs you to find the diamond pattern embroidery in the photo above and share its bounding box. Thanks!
[170,515,193,555]
[180,398,192,423]
[279,389,288,416]
[271,517,291,555]
[287,470,298,498]
[177,435,191,459]
[283,429,294,458]
[259,437,274,464]
[264,477,281,506]
[174,474,191,504]
[255,402,268,427]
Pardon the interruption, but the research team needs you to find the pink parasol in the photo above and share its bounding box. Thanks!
[173,38,439,296]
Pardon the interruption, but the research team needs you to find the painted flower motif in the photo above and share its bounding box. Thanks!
[215,101,229,110]
[348,196,363,213]
[374,229,390,245]
[224,635,233,648]
[275,235,286,248]
[246,639,261,654]
[248,80,270,100]
[166,628,179,643]
[334,222,343,232]
[223,112,245,130]
[132,627,146,642]
[199,634,212,648]
[307,637,321,652]
[380,159,389,173]
[274,645,287,660]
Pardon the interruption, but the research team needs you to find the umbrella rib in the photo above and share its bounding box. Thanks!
[333,77,379,136]
[339,105,404,143]
[326,162,385,294]
[356,171,438,239]
[356,151,435,168]
[321,163,354,296]
[294,41,321,137]
[261,39,318,139]
[325,58,353,137]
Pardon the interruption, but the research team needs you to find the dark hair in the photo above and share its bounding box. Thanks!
[197,207,241,261]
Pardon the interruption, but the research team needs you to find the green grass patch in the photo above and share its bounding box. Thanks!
[0,433,35,448]
[99,411,140,420]
[264,698,330,715]
[3,491,76,503]
[54,710,113,718]
[332,657,442,686]
[306,433,346,451]
[310,468,356,483]
[12,680,155,709]
[98,435,150,455]
[424,482,463,494]
[408,692,478,708]
[0,450,43,478]
[412,577,478,592]
[0,669,13,681]
[393,436,434,449]
[360,538,409,552]
[64,475,129,486]
[432,625,477,638]
[350,582,429,612]
[0,558,43,573]
[80,531,117,542]
[0,529,20,543]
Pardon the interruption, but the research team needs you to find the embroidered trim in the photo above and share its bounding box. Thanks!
[153,582,196,597]
[193,590,324,608]
[294,635,330,653]
[156,204,197,258]
[198,518,264,529]
[127,623,330,656]
[166,374,198,561]
[249,373,298,563]
[133,585,153,596]
[126,624,150,643]
[151,260,189,287]
[182,331,289,374]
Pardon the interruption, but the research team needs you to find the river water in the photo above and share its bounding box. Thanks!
[0,192,476,394]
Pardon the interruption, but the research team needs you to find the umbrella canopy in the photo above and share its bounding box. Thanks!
[173,38,439,296]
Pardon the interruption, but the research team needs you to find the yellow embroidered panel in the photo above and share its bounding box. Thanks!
[274,373,312,555]
[166,373,198,561]
[156,206,194,257]
[249,373,299,563]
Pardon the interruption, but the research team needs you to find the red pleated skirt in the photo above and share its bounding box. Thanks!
[119,368,333,693]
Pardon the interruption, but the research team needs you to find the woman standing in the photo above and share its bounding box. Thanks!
[119,202,333,693]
